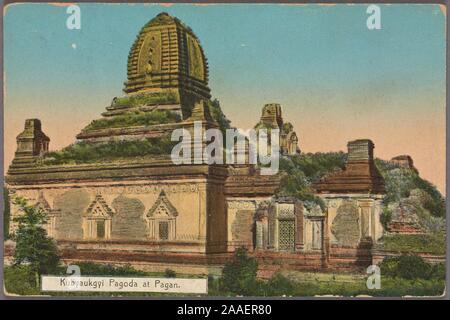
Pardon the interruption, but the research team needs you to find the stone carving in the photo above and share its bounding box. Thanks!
[227,201,256,210]
[139,31,162,75]
[331,201,360,246]
[187,33,205,81]
[147,190,178,218]
[111,184,198,194]
[85,195,114,218]
[30,184,199,197]
[124,12,210,103]
[146,191,178,241]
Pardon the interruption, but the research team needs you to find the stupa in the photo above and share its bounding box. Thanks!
[5,13,385,274]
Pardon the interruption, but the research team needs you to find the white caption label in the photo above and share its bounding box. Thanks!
[41,276,208,294]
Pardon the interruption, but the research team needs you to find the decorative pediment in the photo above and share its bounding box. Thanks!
[36,191,52,212]
[147,191,178,218]
[85,195,113,218]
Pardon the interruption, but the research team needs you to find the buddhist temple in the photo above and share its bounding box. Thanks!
[5,12,387,275]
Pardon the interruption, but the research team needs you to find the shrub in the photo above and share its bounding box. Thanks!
[380,207,392,230]
[164,269,176,278]
[264,273,296,296]
[209,99,231,134]
[375,159,445,218]
[379,255,434,280]
[430,263,446,280]
[71,262,148,276]
[277,152,346,209]
[220,247,259,295]
[4,265,41,296]
[376,234,445,255]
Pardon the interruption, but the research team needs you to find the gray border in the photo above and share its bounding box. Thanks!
[0,0,448,301]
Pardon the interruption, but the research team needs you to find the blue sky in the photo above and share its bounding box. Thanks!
[3,3,446,191]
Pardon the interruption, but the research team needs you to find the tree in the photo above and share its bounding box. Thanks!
[220,247,259,295]
[12,196,60,287]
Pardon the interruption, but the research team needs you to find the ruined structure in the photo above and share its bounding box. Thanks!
[387,204,423,234]
[390,155,418,173]
[6,13,385,274]
[11,119,49,168]
[313,140,385,267]
[255,103,300,155]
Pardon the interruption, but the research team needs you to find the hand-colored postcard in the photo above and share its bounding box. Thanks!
[2,2,446,298]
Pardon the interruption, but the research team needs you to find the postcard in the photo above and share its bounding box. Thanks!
[1,2,446,299]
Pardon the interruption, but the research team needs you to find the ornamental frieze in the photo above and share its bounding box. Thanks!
[12,184,200,196]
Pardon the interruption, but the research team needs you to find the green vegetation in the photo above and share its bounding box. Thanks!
[379,255,445,280]
[376,159,445,218]
[112,92,179,108]
[83,110,181,131]
[209,99,231,134]
[277,152,347,209]
[375,234,446,255]
[42,137,176,165]
[10,196,60,288]
[375,159,445,235]
[208,249,444,297]
[3,263,188,297]
[277,154,444,221]
[164,268,177,278]
[220,247,259,295]
[3,188,10,240]
[4,265,42,296]
[4,250,445,297]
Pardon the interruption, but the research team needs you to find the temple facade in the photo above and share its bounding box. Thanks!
[5,13,386,275]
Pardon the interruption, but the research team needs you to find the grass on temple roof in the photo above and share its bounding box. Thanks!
[112,91,179,107]
[83,110,181,131]
[42,137,176,165]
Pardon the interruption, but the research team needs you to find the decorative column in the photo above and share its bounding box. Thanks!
[105,219,111,240]
[358,199,373,240]
[294,201,304,252]
[255,221,264,250]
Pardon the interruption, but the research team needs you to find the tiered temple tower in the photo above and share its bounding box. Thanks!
[255,103,301,155]
[76,12,215,144]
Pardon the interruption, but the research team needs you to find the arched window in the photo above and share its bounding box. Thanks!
[83,195,114,240]
[146,191,178,241]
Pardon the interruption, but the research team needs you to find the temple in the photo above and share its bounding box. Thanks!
[255,103,300,155]
[5,13,387,275]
